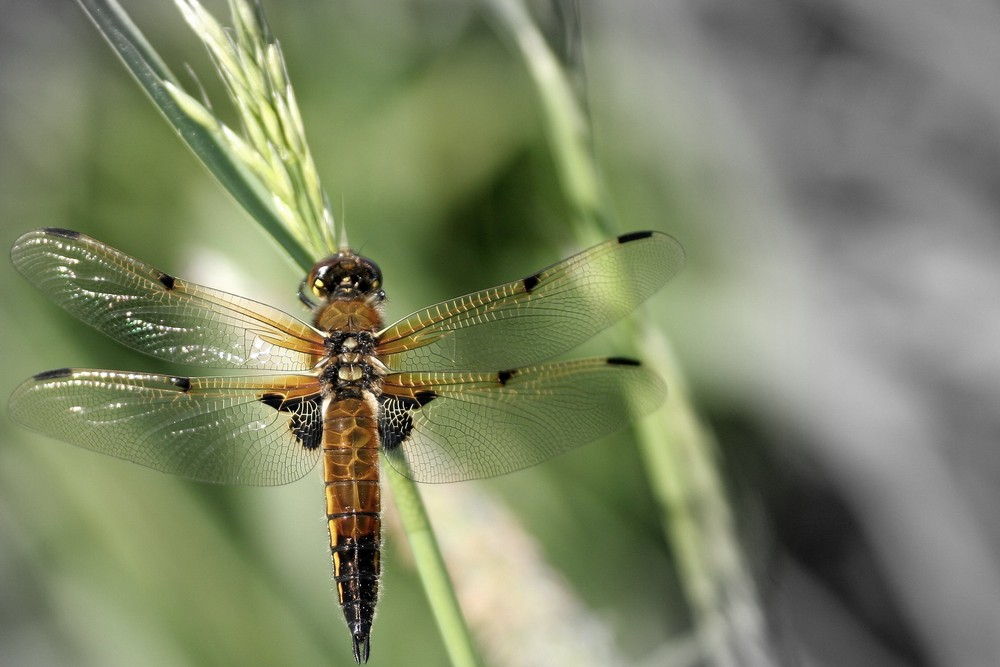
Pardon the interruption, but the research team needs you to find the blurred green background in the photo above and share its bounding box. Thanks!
[0,3,696,666]
[4,1,1000,667]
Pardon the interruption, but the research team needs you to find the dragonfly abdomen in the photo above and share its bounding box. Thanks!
[323,395,382,664]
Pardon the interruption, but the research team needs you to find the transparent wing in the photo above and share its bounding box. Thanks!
[9,368,323,486]
[379,357,666,483]
[376,231,684,371]
[11,228,325,370]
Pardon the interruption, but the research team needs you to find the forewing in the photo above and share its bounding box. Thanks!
[9,369,323,485]
[376,231,684,371]
[11,228,325,370]
[379,358,666,483]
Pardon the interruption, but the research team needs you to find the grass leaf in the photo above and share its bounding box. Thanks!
[77,0,316,271]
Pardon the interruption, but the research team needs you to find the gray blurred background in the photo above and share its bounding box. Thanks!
[2,1,999,666]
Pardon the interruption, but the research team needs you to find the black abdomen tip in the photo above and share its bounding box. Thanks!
[353,632,371,663]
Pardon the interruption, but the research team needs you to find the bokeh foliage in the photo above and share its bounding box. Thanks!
[0,2,698,666]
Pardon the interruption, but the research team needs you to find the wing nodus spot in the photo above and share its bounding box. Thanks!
[497,368,518,385]
[522,273,541,293]
[170,376,192,391]
[33,367,72,381]
[157,272,176,290]
[617,230,653,244]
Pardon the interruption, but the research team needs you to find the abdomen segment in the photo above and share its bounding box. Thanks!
[323,395,381,663]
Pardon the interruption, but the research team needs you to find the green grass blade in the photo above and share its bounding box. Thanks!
[173,0,338,260]
[481,0,775,663]
[386,467,482,667]
[76,0,315,271]
[637,334,775,666]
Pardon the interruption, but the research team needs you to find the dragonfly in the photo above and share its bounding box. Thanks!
[9,227,684,663]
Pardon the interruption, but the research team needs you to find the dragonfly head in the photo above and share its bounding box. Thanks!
[300,252,384,308]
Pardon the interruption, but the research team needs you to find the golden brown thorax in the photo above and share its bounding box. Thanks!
[314,300,382,334]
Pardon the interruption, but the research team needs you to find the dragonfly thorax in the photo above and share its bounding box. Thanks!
[320,331,383,399]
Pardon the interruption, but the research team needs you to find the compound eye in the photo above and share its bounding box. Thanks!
[308,266,331,298]
[311,277,327,298]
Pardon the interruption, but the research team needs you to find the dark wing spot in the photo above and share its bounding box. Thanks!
[42,227,80,239]
[260,393,323,450]
[260,393,284,410]
[617,230,653,244]
[606,357,641,367]
[33,367,72,381]
[289,402,323,449]
[522,273,541,293]
[379,394,435,452]
[157,272,176,290]
[170,376,192,391]
[497,369,518,385]
[413,390,437,407]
